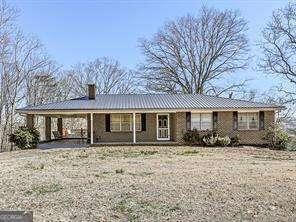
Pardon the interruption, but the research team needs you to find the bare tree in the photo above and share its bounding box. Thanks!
[0,0,58,151]
[25,61,61,106]
[0,1,19,151]
[260,3,296,104]
[0,31,55,151]
[138,6,249,95]
[66,57,136,97]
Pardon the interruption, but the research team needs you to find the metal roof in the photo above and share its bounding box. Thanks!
[16,94,282,113]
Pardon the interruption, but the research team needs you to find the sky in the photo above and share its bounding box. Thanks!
[8,0,292,95]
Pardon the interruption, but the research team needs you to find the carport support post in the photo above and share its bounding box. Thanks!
[57,118,63,139]
[133,112,136,144]
[26,114,35,129]
[45,116,51,141]
[86,114,91,143]
[90,113,93,144]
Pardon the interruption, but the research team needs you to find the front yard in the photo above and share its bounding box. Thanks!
[0,145,296,221]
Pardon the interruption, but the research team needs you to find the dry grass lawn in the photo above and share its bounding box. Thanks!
[0,145,296,221]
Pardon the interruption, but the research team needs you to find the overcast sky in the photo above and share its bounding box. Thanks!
[9,0,292,96]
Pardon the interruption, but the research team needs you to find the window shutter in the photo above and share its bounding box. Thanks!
[186,112,191,130]
[233,111,238,130]
[105,114,111,132]
[141,113,146,131]
[259,111,265,130]
[213,112,218,130]
[87,114,91,140]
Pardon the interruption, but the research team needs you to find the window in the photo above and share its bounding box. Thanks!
[191,113,212,130]
[238,112,259,130]
[121,114,131,131]
[110,114,141,132]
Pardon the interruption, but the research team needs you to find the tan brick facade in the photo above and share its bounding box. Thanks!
[93,113,157,142]
[216,111,275,145]
[89,111,275,145]
[173,112,187,143]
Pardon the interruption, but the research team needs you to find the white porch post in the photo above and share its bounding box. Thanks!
[133,112,136,144]
[90,113,94,144]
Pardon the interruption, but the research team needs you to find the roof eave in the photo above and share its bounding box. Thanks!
[15,106,283,115]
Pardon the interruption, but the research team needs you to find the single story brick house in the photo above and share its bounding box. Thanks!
[16,85,283,145]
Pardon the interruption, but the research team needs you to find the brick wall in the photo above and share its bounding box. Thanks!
[170,113,176,141]
[174,112,187,143]
[216,111,275,145]
[172,110,275,145]
[91,111,275,144]
[93,113,157,142]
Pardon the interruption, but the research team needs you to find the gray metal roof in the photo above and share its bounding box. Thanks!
[16,94,282,113]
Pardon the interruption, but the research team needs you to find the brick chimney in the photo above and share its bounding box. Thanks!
[88,84,96,100]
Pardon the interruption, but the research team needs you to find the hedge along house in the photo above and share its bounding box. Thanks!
[16,84,283,145]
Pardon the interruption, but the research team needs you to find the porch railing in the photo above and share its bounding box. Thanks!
[52,128,87,139]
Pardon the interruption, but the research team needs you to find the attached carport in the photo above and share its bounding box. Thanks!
[25,112,89,143]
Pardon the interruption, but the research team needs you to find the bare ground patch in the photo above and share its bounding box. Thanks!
[0,146,296,221]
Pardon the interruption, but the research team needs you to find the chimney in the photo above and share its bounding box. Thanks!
[228,92,233,99]
[88,84,96,100]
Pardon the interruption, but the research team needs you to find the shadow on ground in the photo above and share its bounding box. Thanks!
[38,139,87,150]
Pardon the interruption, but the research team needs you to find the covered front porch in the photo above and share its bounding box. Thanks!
[25,111,185,145]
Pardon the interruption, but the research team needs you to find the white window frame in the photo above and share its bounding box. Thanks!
[191,113,212,131]
[238,112,259,130]
[110,114,141,132]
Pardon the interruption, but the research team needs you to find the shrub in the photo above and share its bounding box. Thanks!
[230,134,240,147]
[183,129,200,145]
[287,131,296,152]
[217,136,231,147]
[185,130,238,147]
[9,126,40,150]
[287,138,296,151]
[264,124,290,150]
[202,133,218,146]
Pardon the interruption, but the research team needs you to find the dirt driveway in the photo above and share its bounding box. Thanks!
[0,146,295,221]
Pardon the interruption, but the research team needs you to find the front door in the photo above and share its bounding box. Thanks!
[157,114,170,140]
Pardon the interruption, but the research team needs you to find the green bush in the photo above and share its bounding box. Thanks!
[217,136,231,147]
[9,126,40,150]
[287,130,296,151]
[184,130,238,147]
[183,129,200,145]
[202,132,218,146]
[230,134,240,147]
[264,124,290,150]
[287,138,296,151]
